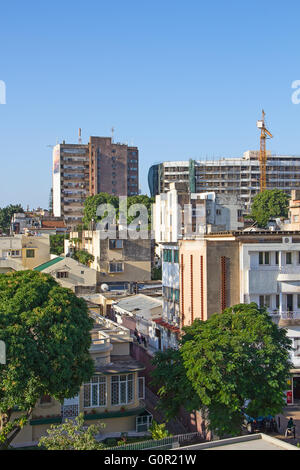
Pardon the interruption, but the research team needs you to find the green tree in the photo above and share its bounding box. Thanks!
[50,234,69,256]
[149,420,171,440]
[250,189,290,228]
[83,193,119,228]
[0,271,94,449]
[152,266,162,281]
[83,193,154,227]
[151,303,292,438]
[0,204,24,233]
[38,413,105,450]
[73,250,95,266]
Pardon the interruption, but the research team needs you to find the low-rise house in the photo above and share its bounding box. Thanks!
[0,233,50,273]
[76,314,151,437]
[281,189,300,231]
[10,313,151,448]
[11,213,67,235]
[66,229,152,287]
[33,256,97,294]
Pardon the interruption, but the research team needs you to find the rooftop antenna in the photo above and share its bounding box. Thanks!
[78,128,82,145]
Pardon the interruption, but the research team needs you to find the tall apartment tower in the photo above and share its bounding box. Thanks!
[89,137,139,196]
[52,143,89,227]
[53,137,139,228]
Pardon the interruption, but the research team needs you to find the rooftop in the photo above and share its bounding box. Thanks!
[95,355,145,374]
[178,433,299,451]
[33,257,64,272]
[89,312,132,343]
[114,294,163,314]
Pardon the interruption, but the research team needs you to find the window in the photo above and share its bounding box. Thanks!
[298,294,300,309]
[174,250,179,263]
[163,249,173,263]
[111,374,134,405]
[259,252,270,265]
[138,377,145,399]
[174,289,180,303]
[259,295,270,308]
[84,376,107,407]
[56,271,68,279]
[286,252,292,265]
[11,250,20,257]
[275,251,279,265]
[109,239,123,249]
[109,262,123,273]
[26,249,35,258]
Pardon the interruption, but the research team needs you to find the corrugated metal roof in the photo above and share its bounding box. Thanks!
[33,257,64,272]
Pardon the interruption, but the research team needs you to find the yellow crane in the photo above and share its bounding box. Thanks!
[257,110,273,192]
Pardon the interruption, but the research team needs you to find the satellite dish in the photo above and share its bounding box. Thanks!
[101,283,109,292]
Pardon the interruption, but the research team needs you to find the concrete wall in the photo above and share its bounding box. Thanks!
[179,238,240,324]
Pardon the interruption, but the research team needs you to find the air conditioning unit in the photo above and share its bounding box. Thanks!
[282,236,292,244]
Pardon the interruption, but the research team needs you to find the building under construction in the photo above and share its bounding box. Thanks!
[148,150,300,211]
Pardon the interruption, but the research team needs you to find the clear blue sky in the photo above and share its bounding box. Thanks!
[1,0,300,209]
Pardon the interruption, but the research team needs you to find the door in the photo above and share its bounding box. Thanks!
[287,294,293,312]
[293,377,300,402]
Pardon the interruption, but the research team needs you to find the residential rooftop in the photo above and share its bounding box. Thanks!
[114,294,163,314]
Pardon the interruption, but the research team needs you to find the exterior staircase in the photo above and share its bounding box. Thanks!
[145,386,189,435]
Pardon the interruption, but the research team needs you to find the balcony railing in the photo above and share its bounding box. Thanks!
[271,311,300,320]
[90,331,111,351]
[62,404,79,420]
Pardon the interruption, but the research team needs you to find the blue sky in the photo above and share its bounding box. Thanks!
[1,0,300,208]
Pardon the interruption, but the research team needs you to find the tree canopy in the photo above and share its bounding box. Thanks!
[151,303,292,438]
[0,204,24,233]
[50,233,69,256]
[38,413,105,450]
[83,193,154,228]
[0,271,94,448]
[72,250,95,266]
[250,189,290,228]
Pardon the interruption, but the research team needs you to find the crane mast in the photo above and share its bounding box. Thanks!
[257,110,273,192]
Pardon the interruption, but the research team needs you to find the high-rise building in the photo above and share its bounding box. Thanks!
[53,137,139,227]
[52,142,89,227]
[89,137,139,197]
[148,150,300,211]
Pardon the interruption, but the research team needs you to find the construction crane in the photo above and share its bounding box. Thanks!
[257,110,273,192]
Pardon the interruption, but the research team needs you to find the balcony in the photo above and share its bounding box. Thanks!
[270,311,300,327]
[90,330,112,353]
